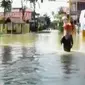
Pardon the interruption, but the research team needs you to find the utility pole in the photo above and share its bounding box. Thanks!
[33,0,36,20]
[69,0,71,21]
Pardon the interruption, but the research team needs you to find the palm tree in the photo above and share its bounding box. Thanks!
[23,0,43,32]
[29,0,38,19]
[1,0,11,20]
[24,0,43,19]
[21,0,26,21]
[21,0,38,21]
[1,0,12,29]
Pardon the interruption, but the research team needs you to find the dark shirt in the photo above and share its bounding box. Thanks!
[61,35,73,51]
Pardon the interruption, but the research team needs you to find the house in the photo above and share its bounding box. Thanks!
[0,8,32,34]
[69,0,85,22]
[0,7,32,23]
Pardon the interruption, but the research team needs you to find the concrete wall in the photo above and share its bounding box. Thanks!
[0,23,30,34]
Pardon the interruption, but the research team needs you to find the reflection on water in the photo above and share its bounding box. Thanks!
[22,46,36,58]
[2,56,40,85]
[2,46,12,64]
[0,33,37,46]
[1,46,40,85]
[61,54,72,75]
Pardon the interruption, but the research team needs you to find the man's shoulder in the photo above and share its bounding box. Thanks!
[62,36,65,39]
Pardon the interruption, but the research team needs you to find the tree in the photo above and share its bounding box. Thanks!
[21,0,26,21]
[1,0,11,19]
[52,7,66,32]
[44,15,51,28]
[58,7,66,15]
[23,0,43,32]
[1,0,12,29]
[24,0,43,18]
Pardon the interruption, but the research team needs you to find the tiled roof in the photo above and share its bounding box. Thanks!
[11,18,25,23]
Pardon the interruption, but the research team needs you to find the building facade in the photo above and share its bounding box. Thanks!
[70,0,85,21]
[0,8,32,23]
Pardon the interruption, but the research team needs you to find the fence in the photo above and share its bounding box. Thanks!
[0,23,30,34]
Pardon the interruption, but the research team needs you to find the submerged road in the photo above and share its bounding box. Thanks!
[0,30,84,85]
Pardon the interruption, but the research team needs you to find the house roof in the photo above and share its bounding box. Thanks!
[11,18,25,23]
[12,8,32,12]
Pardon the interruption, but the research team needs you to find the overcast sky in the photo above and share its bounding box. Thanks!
[0,0,69,18]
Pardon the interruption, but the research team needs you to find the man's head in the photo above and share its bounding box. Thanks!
[62,16,68,23]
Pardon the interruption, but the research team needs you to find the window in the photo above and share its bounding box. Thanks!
[77,2,85,11]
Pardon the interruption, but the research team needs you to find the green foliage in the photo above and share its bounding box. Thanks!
[58,7,65,15]
[25,0,38,3]
[58,21,63,32]
[53,8,65,32]
[1,0,11,12]
[50,20,57,29]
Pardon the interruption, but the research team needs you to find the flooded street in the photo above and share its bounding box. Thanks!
[0,30,85,85]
